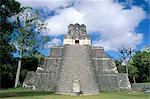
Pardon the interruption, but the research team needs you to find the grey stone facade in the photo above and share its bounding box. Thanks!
[24,24,131,95]
[65,23,88,39]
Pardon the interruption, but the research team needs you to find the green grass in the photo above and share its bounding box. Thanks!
[0,87,149,99]
[132,82,150,85]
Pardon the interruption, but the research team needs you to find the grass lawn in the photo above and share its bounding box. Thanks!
[0,87,149,99]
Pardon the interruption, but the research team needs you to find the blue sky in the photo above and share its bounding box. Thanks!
[17,0,149,59]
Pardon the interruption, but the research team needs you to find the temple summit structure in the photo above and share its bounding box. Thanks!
[23,23,131,95]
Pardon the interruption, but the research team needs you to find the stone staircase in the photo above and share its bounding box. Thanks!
[56,45,99,94]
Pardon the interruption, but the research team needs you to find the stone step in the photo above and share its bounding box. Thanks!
[56,45,99,94]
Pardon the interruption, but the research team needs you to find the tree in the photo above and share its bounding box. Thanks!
[115,57,138,83]
[12,7,49,87]
[130,51,150,83]
[0,0,21,63]
[118,47,135,76]
[0,0,21,88]
[128,61,138,83]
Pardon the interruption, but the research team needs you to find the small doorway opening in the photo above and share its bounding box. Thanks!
[72,79,80,96]
[75,40,79,44]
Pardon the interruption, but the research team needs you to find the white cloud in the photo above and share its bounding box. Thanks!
[93,32,143,51]
[17,0,146,51]
[17,0,72,10]
[45,38,62,48]
[46,7,84,35]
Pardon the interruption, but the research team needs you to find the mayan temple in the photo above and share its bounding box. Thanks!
[24,23,131,95]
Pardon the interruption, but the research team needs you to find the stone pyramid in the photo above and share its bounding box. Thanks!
[23,23,131,95]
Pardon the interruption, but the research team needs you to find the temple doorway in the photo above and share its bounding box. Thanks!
[75,40,79,44]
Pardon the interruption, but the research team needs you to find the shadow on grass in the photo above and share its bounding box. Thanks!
[0,91,53,98]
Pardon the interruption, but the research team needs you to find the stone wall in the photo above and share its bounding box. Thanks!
[118,73,131,90]
[91,46,118,74]
[35,46,64,91]
[131,83,150,91]
[23,71,35,89]
[23,46,64,91]
[55,45,99,95]
[97,74,119,91]
[34,58,63,91]
[91,46,106,58]
[24,45,131,93]
[91,46,131,91]
[49,46,64,58]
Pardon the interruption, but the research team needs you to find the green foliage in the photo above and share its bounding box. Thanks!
[12,7,49,56]
[12,7,49,87]
[0,64,16,88]
[128,61,138,76]
[18,54,44,85]
[0,0,21,17]
[0,0,21,61]
[0,0,21,88]
[0,0,21,65]
[117,47,150,83]
[130,51,150,83]
[128,61,138,83]
[0,0,49,88]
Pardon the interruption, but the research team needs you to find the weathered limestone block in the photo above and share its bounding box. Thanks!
[42,58,62,71]
[55,45,99,95]
[33,47,63,91]
[49,46,64,58]
[118,73,131,90]
[23,71,35,89]
[92,58,118,74]
[23,46,64,91]
[91,46,130,91]
[34,72,54,91]
[131,83,150,91]
[91,46,106,58]
[64,24,91,45]
[97,74,119,91]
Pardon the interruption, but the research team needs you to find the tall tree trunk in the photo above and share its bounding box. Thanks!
[126,65,129,77]
[133,76,136,84]
[14,48,22,88]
